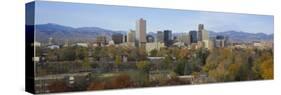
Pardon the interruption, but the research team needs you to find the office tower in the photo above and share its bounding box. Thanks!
[202,29,209,49]
[209,37,215,50]
[189,30,198,43]
[136,18,146,47]
[202,29,209,41]
[112,33,123,44]
[123,35,127,43]
[146,35,155,43]
[215,35,228,48]
[198,24,204,41]
[156,31,164,42]
[127,29,136,42]
[198,24,204,31]
[163,30,172,47]
[164,30,172,42]
[178,32,190,46]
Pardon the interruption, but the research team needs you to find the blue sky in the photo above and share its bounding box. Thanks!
[34,1,274,34]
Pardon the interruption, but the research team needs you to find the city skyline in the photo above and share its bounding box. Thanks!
[34,1,273,34]
[26,1,274,94]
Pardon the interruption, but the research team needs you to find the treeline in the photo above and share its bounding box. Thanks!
[148,47,273,82]
[203,48,273,82]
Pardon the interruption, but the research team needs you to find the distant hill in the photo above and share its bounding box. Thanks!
[208,30,273,42]
[34,23,273,43]
[35,23,126,43]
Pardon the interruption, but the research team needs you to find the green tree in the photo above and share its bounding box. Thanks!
[174,59,197,75]
[115,55,122,72]
[75,47,87,60]
[82,56,91,69]
[136,61,151,73]
[136,61,151,86]
[163,55,173,70]
[149,49,158,57]
[59,47,76,61]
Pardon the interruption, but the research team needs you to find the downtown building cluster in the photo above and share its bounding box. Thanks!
[38,18,230,53]
[105,18,229,54]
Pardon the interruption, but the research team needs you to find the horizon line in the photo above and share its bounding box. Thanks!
[34,23,274,35]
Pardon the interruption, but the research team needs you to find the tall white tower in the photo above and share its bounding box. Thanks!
[136,18,146,47]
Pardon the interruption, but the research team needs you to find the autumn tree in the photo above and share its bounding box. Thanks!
[260,58,273,79]
[109,74,132,88]
[252,51,273,79]
[48,81,69,93]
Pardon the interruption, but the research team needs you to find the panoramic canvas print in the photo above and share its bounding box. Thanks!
[26,1,274,94]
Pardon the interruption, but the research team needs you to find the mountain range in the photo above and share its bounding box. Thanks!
[33,23,273,43]
[34,23,126,43]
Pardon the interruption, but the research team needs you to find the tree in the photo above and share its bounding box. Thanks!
[82,56,91,70]
[127,47,138,61]
[226,63,240,81]
[46,49,58,61]
[59,47,76,61]
[109,74,132,88]
[87,74,133,90]
[252,50,273,80]
[260,58,273,79]
[137,48,147,60]
[115,55,122,72]
[48,81,69,92]
[75,47,87,60]
[87,81,106,90]
[178,48,189,60]
[174,59,186,75]
[136,61,151,86]
[257,52,273,79]
[163,55,173,70]
[92,47,100,61]
[174,58,196,75]
[136,61,151,73]
[107,45,117,59]
[149,49,158,57]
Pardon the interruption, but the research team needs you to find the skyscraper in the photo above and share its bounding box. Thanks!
[178,32,190,46]
[202,29,209,41]
[112,33,123,44]
[127,29,136,43]
[156,31,164,43]
[198,24,204,41]
[123,35,127,43]
[198,24,204,31]
[215,35,228,48]
[164,30,172,47]
[127,30,136,47]
[164,30,172,42]
[136,18,146,47]
[202,29,209,49]
[189,30,197,43]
